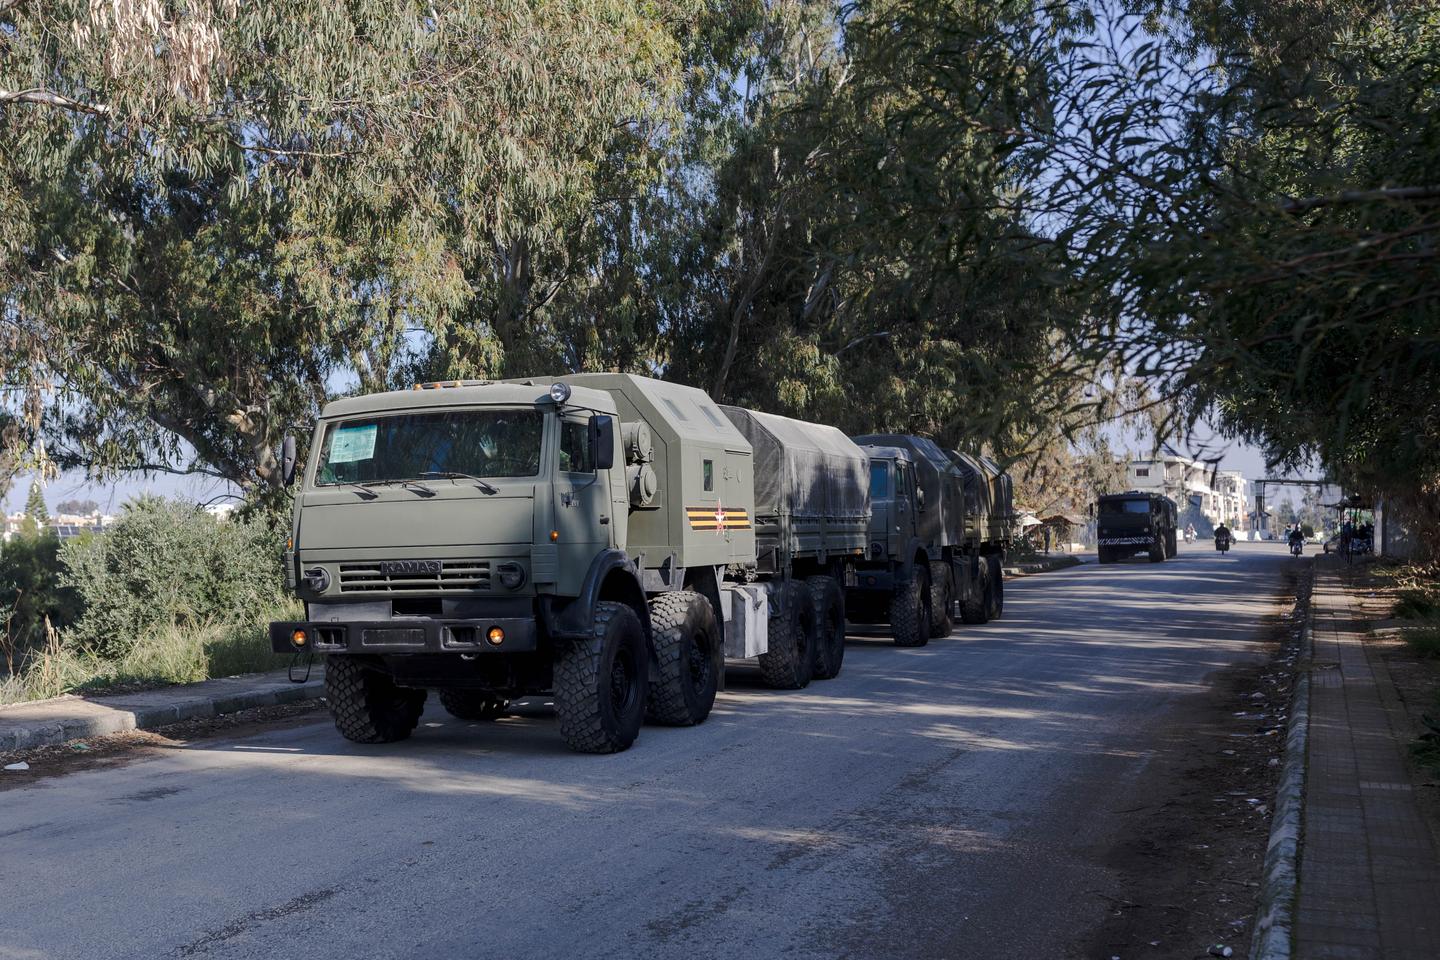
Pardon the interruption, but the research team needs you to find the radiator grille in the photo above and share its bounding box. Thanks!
[338,561,491,593]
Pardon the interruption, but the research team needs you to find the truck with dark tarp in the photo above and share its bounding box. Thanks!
[270,374,868,754]
[848,434,1013,645]
[1096,491,1177,563]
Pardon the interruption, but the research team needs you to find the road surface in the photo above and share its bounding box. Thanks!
[0,542,1295,960]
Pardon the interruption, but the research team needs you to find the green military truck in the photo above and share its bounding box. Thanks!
[848,435,1012,645]
[270,374,867,754]
[1096,491,1178,563]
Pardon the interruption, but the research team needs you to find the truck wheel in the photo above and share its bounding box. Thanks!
[759,582,817,689]
[645,590,719,726]
[1167,530,1178,556]
[985,555,1004,620]
[960,560,989,624]
[1098,547,1113,564]
[554,600,648,753]
[808,576,847,680]
[928,561,954,638]
[890,568,931,647]
[1149,542,1165,562]
[438,690,510,722]
[325,656,427,744]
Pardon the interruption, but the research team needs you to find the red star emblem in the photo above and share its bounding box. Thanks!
[714,502,726,531]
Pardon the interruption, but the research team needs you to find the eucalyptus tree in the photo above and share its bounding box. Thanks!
[1,0,693,491]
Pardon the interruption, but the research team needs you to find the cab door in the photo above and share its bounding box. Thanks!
[553,415,615,563]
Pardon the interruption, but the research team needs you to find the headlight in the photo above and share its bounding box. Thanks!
[497,562,526,590]
[549,382,572,404]
[302,566,331,592]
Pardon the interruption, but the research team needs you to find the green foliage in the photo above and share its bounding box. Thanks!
[0,529,82,673]
[58,497,288,660]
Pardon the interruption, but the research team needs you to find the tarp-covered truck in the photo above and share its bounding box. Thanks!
[270,374,867,754]
[849,434,1012,644]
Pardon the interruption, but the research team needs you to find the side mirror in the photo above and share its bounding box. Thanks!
[589,415,616,471]
[280,434,298,487]
[915,486,926,511]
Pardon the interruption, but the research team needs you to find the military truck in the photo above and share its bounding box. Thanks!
[848,435,1012,645]
[270,374,867,754]
[1096,491,1178,563]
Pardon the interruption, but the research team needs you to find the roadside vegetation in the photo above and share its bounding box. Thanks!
[0,499,295,705]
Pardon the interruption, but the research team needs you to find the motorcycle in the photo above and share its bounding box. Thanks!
[1290,539,1303,556]
[1215,532,1231,554]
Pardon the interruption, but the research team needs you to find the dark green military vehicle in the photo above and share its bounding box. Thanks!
[271,375,868,754]
[1096,491,1178,563]
[848,435,1012,645]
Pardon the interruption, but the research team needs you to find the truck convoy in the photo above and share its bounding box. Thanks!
[271,374,1010,754]
[848,436,1012,645]
[1095,491,1178,563]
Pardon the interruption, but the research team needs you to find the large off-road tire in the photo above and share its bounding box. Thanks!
[554,600,648,753]
[1167,530,1178,556]
[1149,541,1165,562]
[325,656,427,744]
[890,567,931,647]
[645,590,719,726]
[807,575,847,680]
[438,689,510,722]
[986,555,1005,621]
[758,582,817,689]
[960,559,989,625]
[928,561,954,638]
[1097,546,1114,564]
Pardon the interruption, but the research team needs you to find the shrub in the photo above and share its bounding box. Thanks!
[0,530,82,673]
[59,497,289,660]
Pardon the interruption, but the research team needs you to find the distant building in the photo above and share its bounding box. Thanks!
[1,510,112,543]
[1125,456,1249,530]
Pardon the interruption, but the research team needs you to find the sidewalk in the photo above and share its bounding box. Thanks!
[0,667,325,754]
[1294,559,1440,958]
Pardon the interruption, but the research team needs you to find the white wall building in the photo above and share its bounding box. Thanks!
[1125,457,1249,530]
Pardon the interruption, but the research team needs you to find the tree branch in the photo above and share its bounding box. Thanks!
[0,88,112,117]
[1281,186,1440,213]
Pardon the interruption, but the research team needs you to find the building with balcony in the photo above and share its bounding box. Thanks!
[1125,457,1249,530]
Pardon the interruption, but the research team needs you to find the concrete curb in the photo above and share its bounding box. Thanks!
[1249,574,1314,960]
[0,668,325,754]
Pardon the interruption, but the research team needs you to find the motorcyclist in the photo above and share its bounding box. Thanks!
[1185,523,1196,543]
[1288,526,1305,554]
[1214,523,1232,550]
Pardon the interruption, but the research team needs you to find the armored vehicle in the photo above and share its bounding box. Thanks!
[1096,491,1178,563]
[271,374,866,754]
[849,435,1011,644]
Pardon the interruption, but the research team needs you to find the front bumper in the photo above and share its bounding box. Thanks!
[1098,535,1154,546]
[270,617,538,655]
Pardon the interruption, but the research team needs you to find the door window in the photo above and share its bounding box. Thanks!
[559,420,594,473]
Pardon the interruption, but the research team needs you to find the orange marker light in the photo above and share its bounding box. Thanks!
[486,626,505,645]
[550,530,559,542]
[291,629,307,647]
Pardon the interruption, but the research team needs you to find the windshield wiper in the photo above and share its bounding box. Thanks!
[419,470,499,494]
[332,480,379,500]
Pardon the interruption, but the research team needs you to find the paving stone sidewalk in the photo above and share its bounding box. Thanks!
[1296,559,1440,959]
[0,667,325,753]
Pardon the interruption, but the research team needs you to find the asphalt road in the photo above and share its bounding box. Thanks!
[0,541,1296,960]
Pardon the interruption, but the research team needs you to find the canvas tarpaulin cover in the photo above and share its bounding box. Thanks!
[719,406,869,521]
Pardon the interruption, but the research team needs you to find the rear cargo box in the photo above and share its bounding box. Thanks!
[720,406,870,571]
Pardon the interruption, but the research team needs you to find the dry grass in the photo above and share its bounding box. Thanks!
[0,601,301,706]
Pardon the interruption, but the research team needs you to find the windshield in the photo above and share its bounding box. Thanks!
[316,409,544,486]
[1099,498,1151,516]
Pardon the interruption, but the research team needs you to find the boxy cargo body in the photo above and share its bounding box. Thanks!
[850,434,1013,645]
[272,374,862,753]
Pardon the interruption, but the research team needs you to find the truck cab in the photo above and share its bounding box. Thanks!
[1096,491,1178,563]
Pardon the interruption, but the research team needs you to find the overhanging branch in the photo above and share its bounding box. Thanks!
[0,88,112,117]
